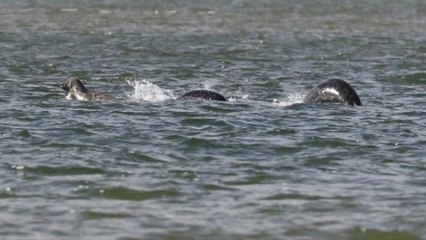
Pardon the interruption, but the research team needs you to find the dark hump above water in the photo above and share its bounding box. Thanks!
[179,90,227,101]
[304,79,362,106]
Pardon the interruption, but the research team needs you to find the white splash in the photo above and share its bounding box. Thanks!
[227,94,249,102]
[226,87,250,102]
[126,80,176,102]
[272,93,306,107]
[201,80,214,90]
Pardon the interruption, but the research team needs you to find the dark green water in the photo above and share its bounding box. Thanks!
[1,0,425,239]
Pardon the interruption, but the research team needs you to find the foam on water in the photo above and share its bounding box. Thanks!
[126,80,176,102]
[272,92,306,107]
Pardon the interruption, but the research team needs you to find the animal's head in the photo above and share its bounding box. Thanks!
[61,78,89,93]
[61,78,90,100]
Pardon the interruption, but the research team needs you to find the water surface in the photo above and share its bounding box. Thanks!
[1,0,425,239]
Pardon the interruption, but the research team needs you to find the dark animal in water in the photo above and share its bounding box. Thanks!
[179,90,227,101]
[61,78,112,101]
[304,79,362,106]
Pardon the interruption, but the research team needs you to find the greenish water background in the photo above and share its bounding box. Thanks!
[1,0,425,239]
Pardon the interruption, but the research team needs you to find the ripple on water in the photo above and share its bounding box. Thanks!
[26,165,107,176]
[94,186,182,201]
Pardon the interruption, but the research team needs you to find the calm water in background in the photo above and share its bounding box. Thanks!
[1,0,425,239]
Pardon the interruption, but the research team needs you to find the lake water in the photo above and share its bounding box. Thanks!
[1,0,425,239]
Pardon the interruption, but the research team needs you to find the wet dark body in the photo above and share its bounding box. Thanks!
[179,90,227,101]
[304,79,362,106]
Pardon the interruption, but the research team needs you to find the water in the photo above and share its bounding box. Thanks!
[1,0,425,239]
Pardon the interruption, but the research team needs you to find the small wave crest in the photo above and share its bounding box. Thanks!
[272,93,306,107]
[126,80,176,102]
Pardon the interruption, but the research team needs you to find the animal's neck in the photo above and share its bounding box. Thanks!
[66,92,88,101]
